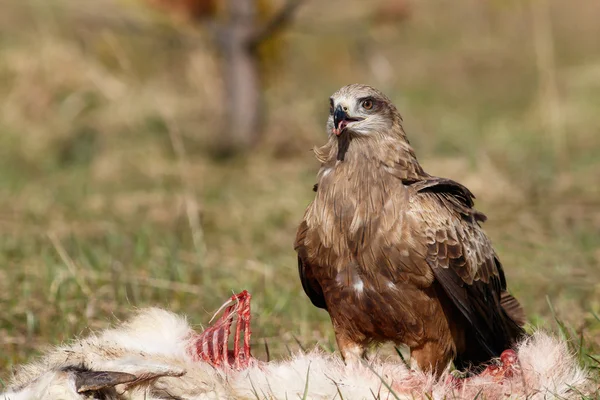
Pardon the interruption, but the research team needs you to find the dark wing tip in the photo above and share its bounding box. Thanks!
[500,291,526,327]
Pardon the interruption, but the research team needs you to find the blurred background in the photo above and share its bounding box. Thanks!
[1,0,599,377]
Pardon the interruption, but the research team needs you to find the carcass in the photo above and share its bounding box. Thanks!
[2,291,594,399]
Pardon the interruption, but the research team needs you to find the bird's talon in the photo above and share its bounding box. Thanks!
[478,349,519,381]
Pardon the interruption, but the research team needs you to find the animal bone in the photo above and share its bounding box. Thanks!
[188,290,253,369]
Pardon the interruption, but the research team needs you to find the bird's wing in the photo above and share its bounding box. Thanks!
[407,177,523,357]
[294,221,327,310]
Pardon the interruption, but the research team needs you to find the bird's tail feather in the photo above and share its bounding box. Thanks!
[454,293,526,372]
[500,291,526,327]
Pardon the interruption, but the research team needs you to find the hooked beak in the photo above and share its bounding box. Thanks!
[333,105,363,136]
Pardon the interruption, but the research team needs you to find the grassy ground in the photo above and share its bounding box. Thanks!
[0,0,599,392]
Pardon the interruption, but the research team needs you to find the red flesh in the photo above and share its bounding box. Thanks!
[189,290,253,370]
[446,349,520,388]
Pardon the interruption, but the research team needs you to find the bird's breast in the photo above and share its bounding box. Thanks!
[309,163,408,257]
[301,165,436,344]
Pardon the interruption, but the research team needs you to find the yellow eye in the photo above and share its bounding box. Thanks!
[362,99,373,110]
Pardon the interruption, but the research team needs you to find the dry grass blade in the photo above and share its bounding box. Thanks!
[299,364,311,400]
[47,232,93,298]
[332,380,345,400]
[587,354,600,367]
[546,296,570,342]
[394,346,410,369]
[292,334,307,353]
[164,116,207,272]
[362,361,402,400]
[263,338,271,362]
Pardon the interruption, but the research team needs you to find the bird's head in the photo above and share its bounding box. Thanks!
[327,84,400,139]
[322,84,408,162]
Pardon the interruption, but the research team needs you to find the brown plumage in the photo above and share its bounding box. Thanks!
[294,84,525,375]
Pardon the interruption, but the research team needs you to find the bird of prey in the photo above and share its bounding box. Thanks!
[294,84,525,375]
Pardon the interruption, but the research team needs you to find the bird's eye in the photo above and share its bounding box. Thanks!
[362,99,373,110]
[329,100,334,115]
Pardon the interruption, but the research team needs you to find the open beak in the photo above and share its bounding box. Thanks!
[333,105,363,136]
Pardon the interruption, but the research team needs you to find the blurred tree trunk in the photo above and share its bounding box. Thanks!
[215,0,303,156]
[143,0,303,156]
[219,0,262,155]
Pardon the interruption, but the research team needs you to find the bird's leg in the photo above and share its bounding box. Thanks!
[189,290,253,370]
[410,341,453,378]
[334,329,367,366]
[340,343,367,365]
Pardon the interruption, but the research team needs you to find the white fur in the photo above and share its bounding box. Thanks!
[99,308,194,361]
[2,308,595,399]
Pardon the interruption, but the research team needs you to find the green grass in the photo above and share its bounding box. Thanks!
[0,0,599,394]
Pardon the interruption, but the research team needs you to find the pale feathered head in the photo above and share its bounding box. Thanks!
[327,84,403,139]
[319,84,411,163]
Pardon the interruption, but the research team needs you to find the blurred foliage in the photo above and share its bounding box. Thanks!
[0,0,599,386]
